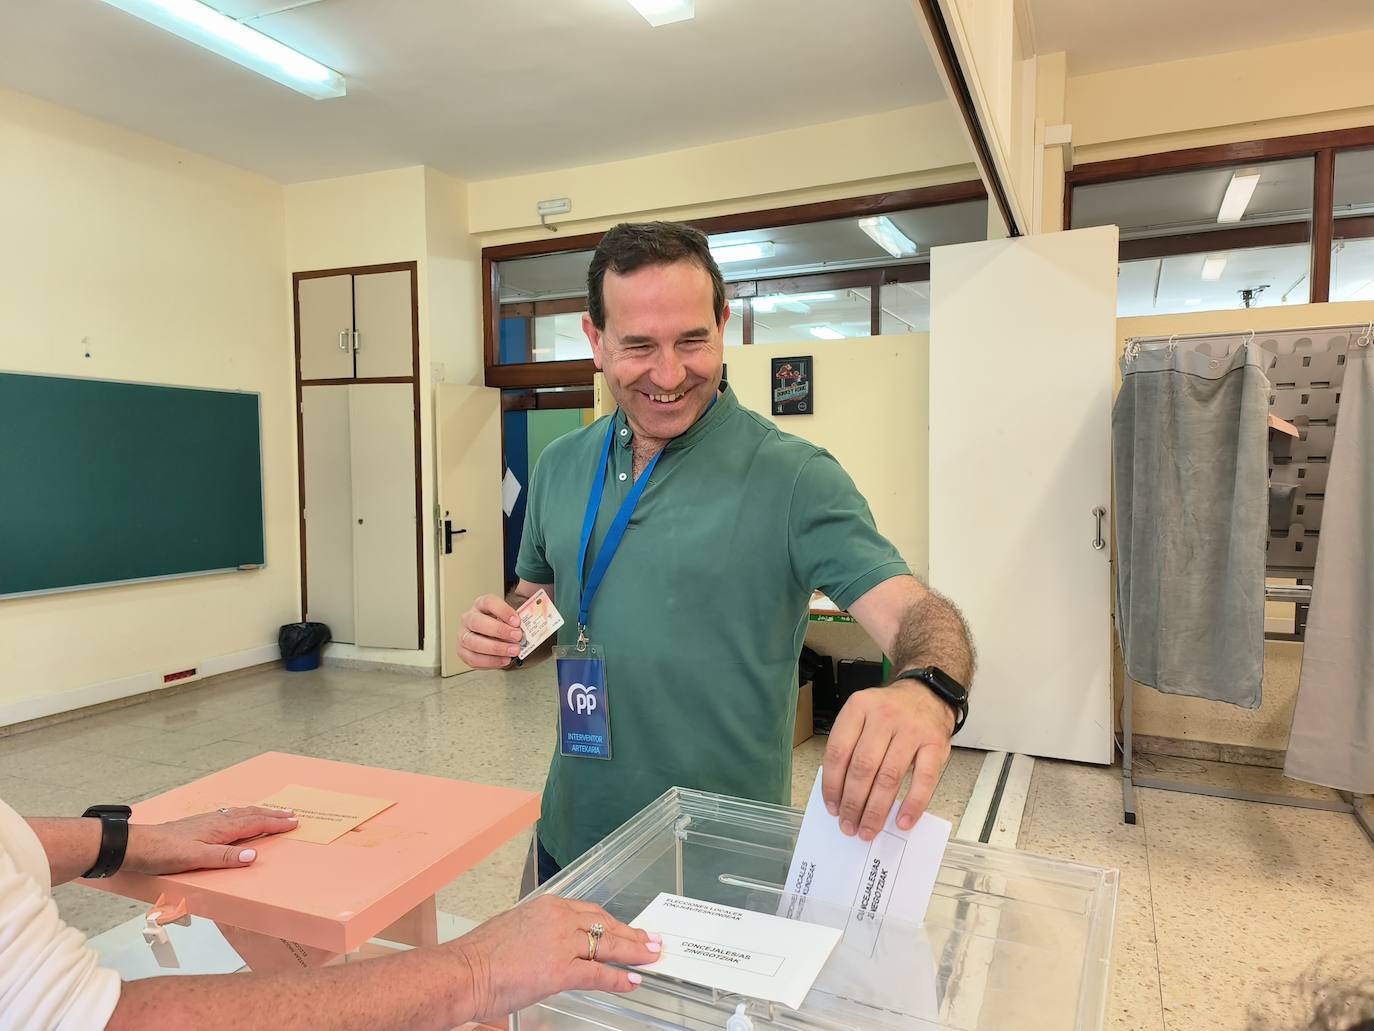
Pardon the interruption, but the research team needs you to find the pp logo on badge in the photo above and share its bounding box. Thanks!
[566,682,598,716]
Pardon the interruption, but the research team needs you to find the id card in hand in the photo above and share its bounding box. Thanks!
[516,589,564,661]
[555,644,611,759]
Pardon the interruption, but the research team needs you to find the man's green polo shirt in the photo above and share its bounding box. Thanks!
[517,385,909,865]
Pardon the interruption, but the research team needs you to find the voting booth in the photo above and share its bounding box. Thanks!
[519,788,1119,1030]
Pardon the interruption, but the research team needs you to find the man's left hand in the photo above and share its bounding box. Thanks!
[124,806,299,875]
[821,680,954,839]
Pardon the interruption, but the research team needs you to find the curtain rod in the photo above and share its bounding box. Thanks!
[1125,323,1373,347]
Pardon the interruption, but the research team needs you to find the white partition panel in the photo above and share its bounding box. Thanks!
[929,225,1118,763]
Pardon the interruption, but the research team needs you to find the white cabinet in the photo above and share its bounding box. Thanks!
[302,384,419,649]
[354,270,414,378]
[297,274,354,380]
[296,267,414,381]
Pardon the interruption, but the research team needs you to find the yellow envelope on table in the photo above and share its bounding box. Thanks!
[255,784,395,845]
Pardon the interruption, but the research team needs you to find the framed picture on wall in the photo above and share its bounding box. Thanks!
[771,356,814,415]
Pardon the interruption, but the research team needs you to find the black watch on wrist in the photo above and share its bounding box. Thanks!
[80,804,132,879]
[893,666,969,735]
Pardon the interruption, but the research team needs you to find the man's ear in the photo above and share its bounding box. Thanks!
[583,314,604,370]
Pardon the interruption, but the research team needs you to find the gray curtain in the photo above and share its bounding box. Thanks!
[1285,338,1374,793]
[1113,341,1270,707]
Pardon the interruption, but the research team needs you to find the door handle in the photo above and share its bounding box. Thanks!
[444,519,467,554]
[352,330,361,351]
[338,329,349,351]
[1091,506,1106,551]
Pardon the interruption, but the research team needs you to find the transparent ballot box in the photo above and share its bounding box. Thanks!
[516,789,1118,1031]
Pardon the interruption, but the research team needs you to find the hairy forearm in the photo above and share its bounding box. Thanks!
[888,587,975,687]
[109,945,475,1031]
[25,817,101,886]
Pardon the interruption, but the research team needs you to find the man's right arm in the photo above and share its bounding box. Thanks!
[458,581,554,669]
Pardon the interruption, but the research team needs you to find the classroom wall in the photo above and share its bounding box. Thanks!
[726,337,930,580]
[0,87,295,724]
[468,103,977,243]
[1114,300,1374,753]
[1066,29,1374,165]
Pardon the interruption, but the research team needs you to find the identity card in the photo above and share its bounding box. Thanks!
[515,589,564,660]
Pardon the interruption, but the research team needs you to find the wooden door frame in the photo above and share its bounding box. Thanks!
[293,260,425,650]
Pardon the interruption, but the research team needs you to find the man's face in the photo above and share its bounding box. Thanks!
[584,260,728,443]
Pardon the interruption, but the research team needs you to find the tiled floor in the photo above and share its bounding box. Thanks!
[4,663,1370,1030]
[1018,755,1374,1031]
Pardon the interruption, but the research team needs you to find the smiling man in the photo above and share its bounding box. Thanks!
[459,222,975,885]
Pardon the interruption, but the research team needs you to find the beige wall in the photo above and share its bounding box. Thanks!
[468,103,976,243]
[1114,301,1374,751]
[1067,29,1374,164]
[0,88,295,723]
[726,336,930,582]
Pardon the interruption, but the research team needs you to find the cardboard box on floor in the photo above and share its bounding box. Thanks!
[794,680,814,747]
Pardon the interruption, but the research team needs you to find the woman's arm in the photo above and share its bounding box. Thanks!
[26,807,299,886]
[109,895,658,1030]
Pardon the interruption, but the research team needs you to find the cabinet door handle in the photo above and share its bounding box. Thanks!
[338,329,349,351]
[352,330,361,351]
[1091,506,1106,551]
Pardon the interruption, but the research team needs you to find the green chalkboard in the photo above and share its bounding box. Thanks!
[0,372,265,598]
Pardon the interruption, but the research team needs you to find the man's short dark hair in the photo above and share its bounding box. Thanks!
[587,221,726,330]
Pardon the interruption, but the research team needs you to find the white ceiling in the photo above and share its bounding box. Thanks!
[1028,0,1374,75]
[0,0,944,184]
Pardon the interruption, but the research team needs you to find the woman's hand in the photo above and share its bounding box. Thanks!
[451,895,660,1023]
[124,806,299,875]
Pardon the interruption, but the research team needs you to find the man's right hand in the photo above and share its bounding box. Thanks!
[458,593,527,668]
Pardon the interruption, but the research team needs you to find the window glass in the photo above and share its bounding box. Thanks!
[1072,158,1315,315]
[1332,147,1374,302]
[491,196,987,362]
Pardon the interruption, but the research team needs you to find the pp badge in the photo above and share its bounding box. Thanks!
[554,644,612,759]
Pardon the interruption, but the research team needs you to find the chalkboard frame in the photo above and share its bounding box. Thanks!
[0,370,267,600]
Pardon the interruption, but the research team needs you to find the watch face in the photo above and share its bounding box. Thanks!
[85,805,132,818]
[926,667,968,702]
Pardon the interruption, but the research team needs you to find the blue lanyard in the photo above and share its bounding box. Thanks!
[575,417,663,646]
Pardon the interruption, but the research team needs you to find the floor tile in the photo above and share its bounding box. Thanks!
[1140,786,1374,1031]
[52,882,147,938]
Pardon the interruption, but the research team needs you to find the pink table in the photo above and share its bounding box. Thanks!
[88,752,539,972]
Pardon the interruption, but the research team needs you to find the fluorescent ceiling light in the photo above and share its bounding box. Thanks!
[626,0,695,26]
[97,0,346,99]
[810,326,845,340]
[1216,171,1261,224]
[857,215,919,258]
[1201,255,1228,281]
[710,241,775,264]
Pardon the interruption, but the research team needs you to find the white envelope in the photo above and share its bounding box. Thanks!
[779,770,951,1019]
[630,892,842,1011]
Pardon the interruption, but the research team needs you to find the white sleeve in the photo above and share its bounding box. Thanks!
[0,805,121,1030]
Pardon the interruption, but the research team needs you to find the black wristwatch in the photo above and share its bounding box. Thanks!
[80,804,132,879]
[893,666,969,735]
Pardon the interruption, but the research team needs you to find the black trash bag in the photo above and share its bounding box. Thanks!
[278,621,331,659]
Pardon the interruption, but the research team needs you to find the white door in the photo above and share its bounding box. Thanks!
[928,225,1118,764]
[297,274,354,380]
[348,384,420,649]
[353,270,414,379]
[436,384,504,677]
[301,385,356,643]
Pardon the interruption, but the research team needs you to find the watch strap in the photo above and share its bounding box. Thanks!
[80,805,132,879]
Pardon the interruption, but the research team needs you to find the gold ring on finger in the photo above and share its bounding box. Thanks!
[586,930,598,962]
